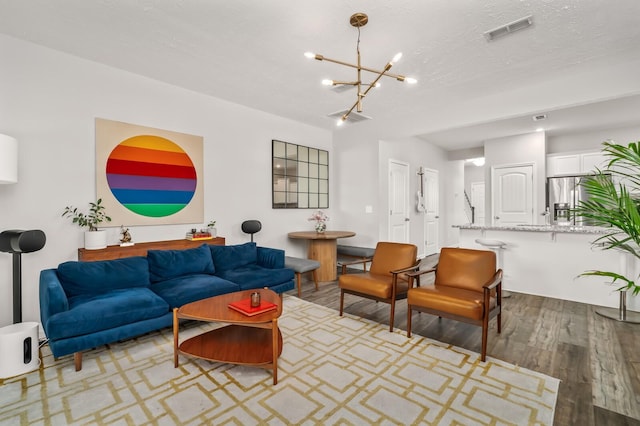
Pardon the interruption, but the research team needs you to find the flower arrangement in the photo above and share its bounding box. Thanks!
[308,210,329,233]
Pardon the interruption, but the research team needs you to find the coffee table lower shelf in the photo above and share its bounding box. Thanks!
[174,324,283,383]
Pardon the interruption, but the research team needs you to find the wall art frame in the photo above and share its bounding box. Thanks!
[96,118,204,226]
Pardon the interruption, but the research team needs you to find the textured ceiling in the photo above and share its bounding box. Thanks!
[1,0,640,150]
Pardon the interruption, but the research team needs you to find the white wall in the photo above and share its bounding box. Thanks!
[547,124,640,154]
[0,35,332,327]
[333,129,453,256]
[484,132,547,224]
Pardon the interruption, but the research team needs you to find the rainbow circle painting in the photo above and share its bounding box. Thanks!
[106,135,197,217]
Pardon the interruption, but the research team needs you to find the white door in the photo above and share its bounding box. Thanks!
[423,168,439,256]
[389,160,410,242]
[471,181,485,224]
[492,164,534,225]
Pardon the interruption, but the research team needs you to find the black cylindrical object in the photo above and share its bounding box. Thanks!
[0,229,46,253]
[0,230,46,323]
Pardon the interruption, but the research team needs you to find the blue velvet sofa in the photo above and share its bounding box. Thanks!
[39,242,294,370]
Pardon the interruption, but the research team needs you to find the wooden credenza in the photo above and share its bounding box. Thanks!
[77,237,225,262]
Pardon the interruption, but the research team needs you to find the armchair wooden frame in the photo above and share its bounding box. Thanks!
[338,257,374,275]
[340,262,419,332]
[406,258,503,362]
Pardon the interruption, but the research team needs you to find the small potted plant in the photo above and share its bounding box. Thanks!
[62,198,112,249]
[207,220,217,238]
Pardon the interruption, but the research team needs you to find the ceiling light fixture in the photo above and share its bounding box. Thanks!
[465,157,485,167]
[305,13,417,126]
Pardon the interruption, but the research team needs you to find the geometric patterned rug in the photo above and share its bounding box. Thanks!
[0,296,559,425]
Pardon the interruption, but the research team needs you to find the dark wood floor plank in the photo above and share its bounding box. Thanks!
[293,274,640,425]
[588,305,640,420]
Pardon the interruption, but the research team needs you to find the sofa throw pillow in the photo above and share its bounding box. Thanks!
[147,244,215,283]
[210,242,257,272]
[57,256,150,298]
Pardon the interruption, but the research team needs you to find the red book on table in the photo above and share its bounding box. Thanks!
[228,298,278,316]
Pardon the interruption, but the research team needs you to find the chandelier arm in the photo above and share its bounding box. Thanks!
[315,55,407,81]
[341,98,361,122]
[341,63,393,123]
[331,81,360,86]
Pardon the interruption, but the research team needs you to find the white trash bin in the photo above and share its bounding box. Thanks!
[0,322,40,378]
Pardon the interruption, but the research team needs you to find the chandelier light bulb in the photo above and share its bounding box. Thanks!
[322,79,334,86]
[304,52,315,59]
[405,77,417,84]
[391,52,403,64]
[336,118,345,126]
[374,82,381,88]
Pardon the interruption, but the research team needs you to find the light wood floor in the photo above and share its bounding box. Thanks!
[287,272,640,426]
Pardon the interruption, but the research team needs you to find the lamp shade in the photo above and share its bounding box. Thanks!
[0,134,18,184]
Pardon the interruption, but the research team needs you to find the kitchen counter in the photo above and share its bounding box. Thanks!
[455,223,610,234]
[456,225,639,312]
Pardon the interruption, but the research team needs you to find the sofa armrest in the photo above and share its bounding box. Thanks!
[39,269,69,327]
[257,246,285,269]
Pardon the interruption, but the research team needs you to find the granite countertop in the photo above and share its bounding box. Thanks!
[454,224,611,234]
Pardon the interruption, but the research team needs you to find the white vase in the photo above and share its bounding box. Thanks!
[84,230,107,250]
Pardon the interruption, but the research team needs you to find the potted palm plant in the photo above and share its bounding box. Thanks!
[574,140,640,322]
[62,198,112,250]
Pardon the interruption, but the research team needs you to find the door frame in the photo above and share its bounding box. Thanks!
[490,162,537,225]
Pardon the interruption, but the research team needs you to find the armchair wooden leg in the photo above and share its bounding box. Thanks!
[339,290,344,316]
[481,318,489,362]
[389,300,396,332]
[407,306,412,337]
[296,273,302,297]
[74,352,82,371]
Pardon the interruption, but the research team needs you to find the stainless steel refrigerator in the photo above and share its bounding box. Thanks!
[546,174,611,225]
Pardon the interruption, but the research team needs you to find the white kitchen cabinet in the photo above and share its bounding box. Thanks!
[547,151,607,176]
[547,154,580,176]
[580,151,607,173]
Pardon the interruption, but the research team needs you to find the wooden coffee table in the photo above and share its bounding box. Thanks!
[173,289,283,385]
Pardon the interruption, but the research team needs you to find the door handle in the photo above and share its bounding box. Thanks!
[435,216,439,219]
[494,216,500,220]
[405,218,410,222]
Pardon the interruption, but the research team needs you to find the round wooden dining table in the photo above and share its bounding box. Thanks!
[287,231,356,282]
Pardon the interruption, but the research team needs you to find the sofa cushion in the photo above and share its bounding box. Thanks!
[57,256,150,298]
[151,274,240,308]
[210,242,258,272]
[147,244,215,283]
[215,265,294,291]
[45,288,169,340]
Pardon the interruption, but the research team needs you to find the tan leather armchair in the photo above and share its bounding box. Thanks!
[406,247,503,362]
[339,242,418,331]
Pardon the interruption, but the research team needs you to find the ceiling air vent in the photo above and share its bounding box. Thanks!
[484,15,533,41]
[532,113,547,121]
[327,109,372,123]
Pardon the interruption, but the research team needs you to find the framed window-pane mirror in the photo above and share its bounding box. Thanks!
[272,140,328,209]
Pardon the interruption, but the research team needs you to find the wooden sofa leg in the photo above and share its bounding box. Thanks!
[339,290,344,316]
[74,352,83,371]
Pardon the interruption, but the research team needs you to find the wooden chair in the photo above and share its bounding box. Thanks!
[339,242,418,331]
[406,247,503,362]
